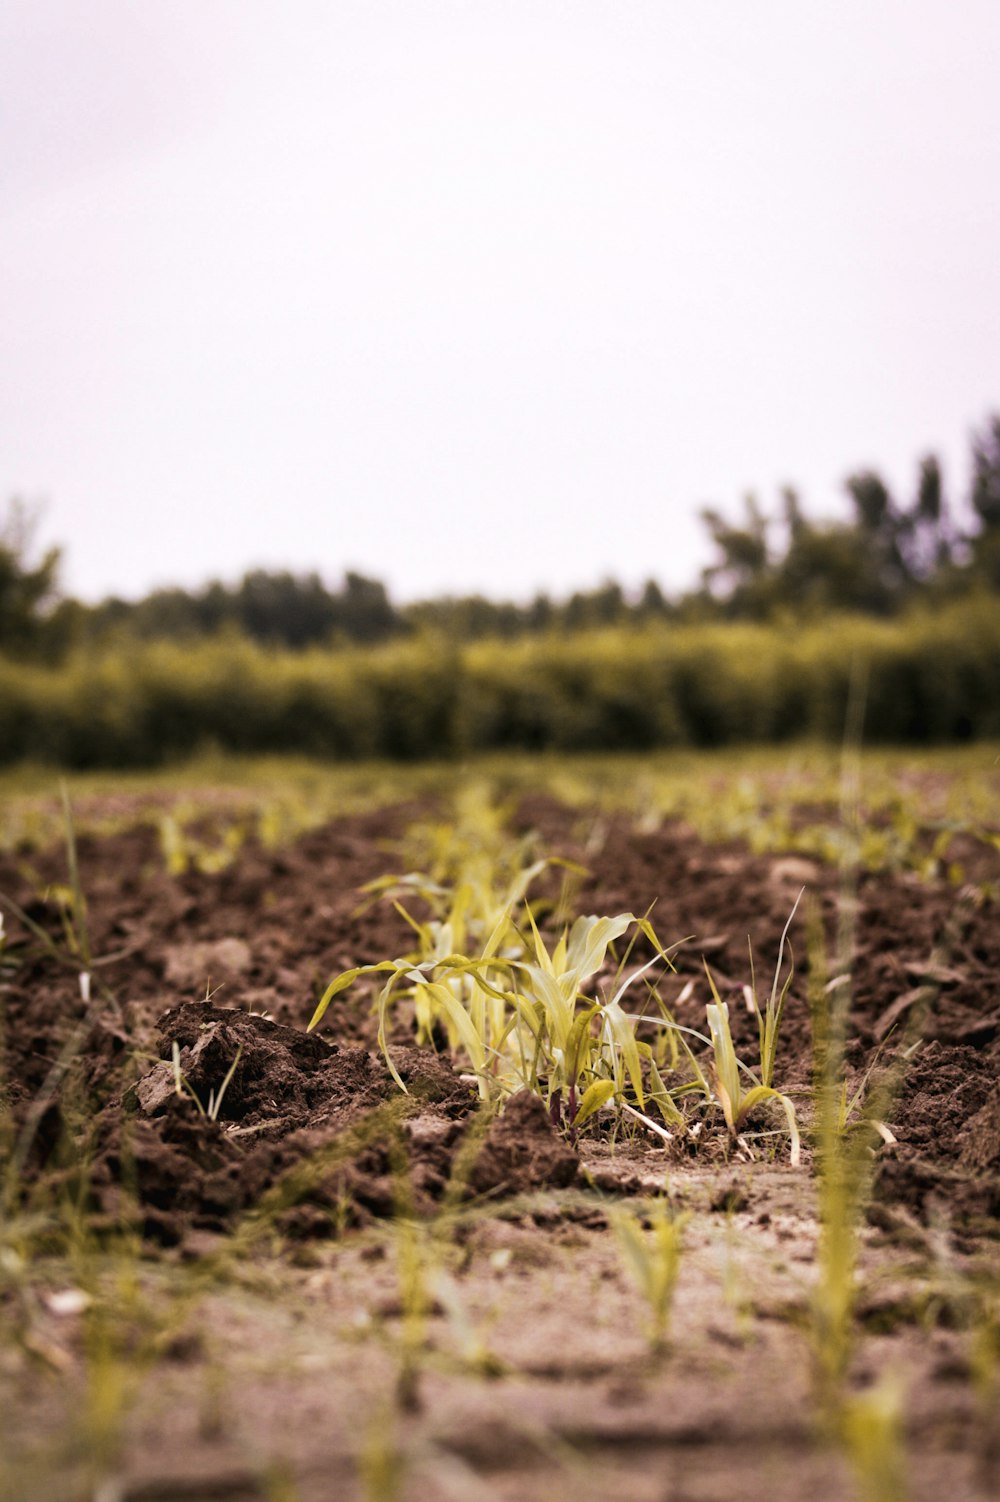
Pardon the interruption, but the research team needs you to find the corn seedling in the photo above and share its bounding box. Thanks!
[970,1282,1000,1418]
[0,785,95,1002]
[358,784,572,1052]
[0,786,138,1041]
[748,887,802,1089]
[611,1199,688,1353]
[392,1211,433,1412]
[311,906,680,1137]
[159,809,252,876]
[704,966,801,1166]
[310,788,686,1126]
[809,899,868,1410]
[379,1106,504,1412]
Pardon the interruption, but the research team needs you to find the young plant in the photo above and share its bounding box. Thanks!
[838,1379,908,1502]
[808,701,903,1424]
[747,887,801,1089]
[0,784,136,1027]
[611,1199,688,1353]
[704,966,801,1166]
[310,906,680,1137]
[170,1040,244,1122]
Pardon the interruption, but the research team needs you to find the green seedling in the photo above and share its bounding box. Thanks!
[311,906,679,1137]
[808,687,904,1428]
[0,784,138,1033]
[0,785,94,1000]
[392,1213,432,1412]
[310,788,686,1130]
[809,847,870,1407]
[838,1379,908,1502]
[704,969,800,1166]
[358,1404,406,1502]
[748,887,801,1089]
[611,1200,688,1353]
[170,1040,244,1121]
[970,1283,1000,1417]
[159,809,251,876]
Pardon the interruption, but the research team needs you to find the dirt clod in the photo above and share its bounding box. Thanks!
[466,1090,580,1198]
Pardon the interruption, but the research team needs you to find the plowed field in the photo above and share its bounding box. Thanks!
[1,775,998,1502]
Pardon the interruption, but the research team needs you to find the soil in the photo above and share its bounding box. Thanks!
[0,792,998,1501]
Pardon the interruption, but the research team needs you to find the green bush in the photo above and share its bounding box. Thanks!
[0,598,996,768]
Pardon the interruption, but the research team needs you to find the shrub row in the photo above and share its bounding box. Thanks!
[0,599,997,768]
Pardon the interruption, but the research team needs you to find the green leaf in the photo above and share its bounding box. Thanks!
[706,993,742,1128]
[648,1056,685,1126]
[734,1084,801,1166]
[422,981,488,1078]
[603,1000,645,1107]
[573,1079,616,1127]
[524,963,575,1052]
[308,960,399,1031]
[564,913,634,988]
[565,1003,600,1085]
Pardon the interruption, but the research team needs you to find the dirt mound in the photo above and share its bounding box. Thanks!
[887,1041,997,1162]
[134,1003,392,1122]
[872,1156,1000,1235]
[466,1090,579,1198]
[85,1005,583,1245]
[959,1083,1000,1172]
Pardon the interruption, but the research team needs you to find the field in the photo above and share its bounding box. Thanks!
[1,746,998,1502]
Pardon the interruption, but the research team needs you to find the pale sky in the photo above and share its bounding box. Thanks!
[2,1,998,605]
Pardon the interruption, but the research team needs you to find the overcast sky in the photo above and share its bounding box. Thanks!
[2,1,998,605]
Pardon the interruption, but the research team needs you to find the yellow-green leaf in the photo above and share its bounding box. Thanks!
[573,1079,616,1127]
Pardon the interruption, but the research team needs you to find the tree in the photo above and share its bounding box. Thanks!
[336,571,401,644]
[968,414,1000,587]
[841,469,911,609]
[901,453,953,579]
[0,499,62,657]
[970,415,1000,531]
[637,578,670,621]
[699,493,771,617]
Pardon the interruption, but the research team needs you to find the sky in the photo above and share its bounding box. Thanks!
[1,1,998,606]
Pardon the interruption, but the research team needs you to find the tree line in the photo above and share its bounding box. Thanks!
[3,414,999,662]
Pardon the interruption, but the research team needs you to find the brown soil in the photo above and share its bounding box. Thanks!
[1,795,998,1501]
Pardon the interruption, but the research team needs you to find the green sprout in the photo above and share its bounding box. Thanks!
[704,973,801,1167]
[611,1200,688,1353]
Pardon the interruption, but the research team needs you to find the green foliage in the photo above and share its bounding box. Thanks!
[839,1380,909,1502]
[1,599,997,768]
[611,1200,688,1352]
[702,965,800,1166]
[309,787,683,1127]
[312,902,675,1125]
[697,419,998,618]
[970,413,1000,531]
[0,500,63,660]
[969,414,1000,588]
[807,883,901,1422]
[84,567,402,651]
